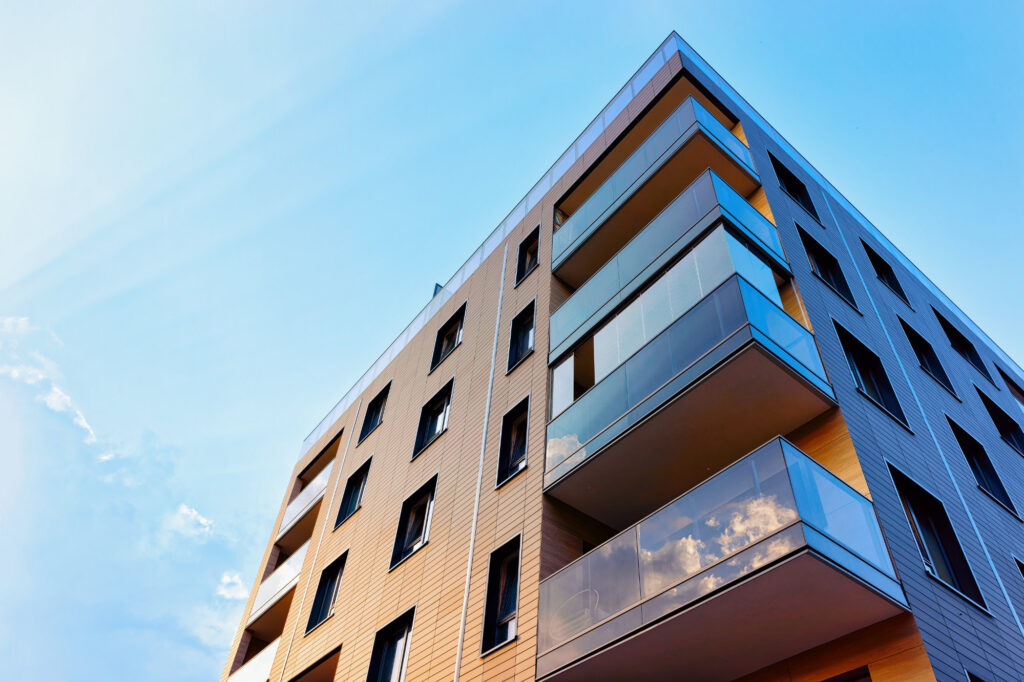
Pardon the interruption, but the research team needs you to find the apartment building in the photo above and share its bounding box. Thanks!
[222,32,1024,682]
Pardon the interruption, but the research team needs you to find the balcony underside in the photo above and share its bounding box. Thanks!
[537,549,904,682]
[246,585,294,640]
[546,341,833,530]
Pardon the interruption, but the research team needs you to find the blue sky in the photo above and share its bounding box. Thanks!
[1,2,1022,680]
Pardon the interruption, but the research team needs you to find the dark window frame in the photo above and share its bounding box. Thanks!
[413,379,454,458]
[430,303,467,372]
[366,609,415,682]
[389,476,437,570]
[933,308,993,383]
[506,300,536,373]
[496,397,530,487]
[306,552,347,633]
[514,226,540,286]
[797,226,857,308]
[834,322,908,426]
[977,388,1024,455]
[898,317,956,397]
[480,535,521,656]
[358,383,391,444]
[947,418,1017,515]
[860,239,910,306]
[335,458,372,528]
[768,152,819,221]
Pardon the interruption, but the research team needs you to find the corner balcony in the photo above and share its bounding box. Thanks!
[228,637,279,682]
[545,274,834,529]
[277,460,333,541]
[552,96,758,289]
[537,438,907,681]
[248,540,309,626]
[550,169,784,362]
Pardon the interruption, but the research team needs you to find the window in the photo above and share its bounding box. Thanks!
[367,610,414,682]
[481,537,520,653]
[977,389,1024,455]
[898,318,955,395]
[860,239,909,305]
[890,466,984,604]
[948,419,1015,512]
[823,667,871,682]
[391,477,436,568]
[997,367,1024,417]
[430,304,465,371]
[497,398,529,485]
[306,553,346,632]
[336,459,371,527]
[515,227,540,285]
[507,301,535,371]
[1016,557,1024,581]
[359,384,391,443]
[798,227,855,306]
[413,380,453,457]
[934,308,991,381]
[835,323,907,424]
[769,152,818,220]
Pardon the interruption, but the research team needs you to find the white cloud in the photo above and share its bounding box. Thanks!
[0,317,35,334]
[166,503,213,539]
[37,384,97,443]
[0,364,48,384]
[97,451,116,462]
[216,573,248,601]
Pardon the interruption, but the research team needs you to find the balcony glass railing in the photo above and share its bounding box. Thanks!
[538,438,899,655]
[546,275,831,484]
[549,170,784,358]
[229,637,279,682]
[552,97,755,269]
[249,540,309,622]
[278,461,333,537]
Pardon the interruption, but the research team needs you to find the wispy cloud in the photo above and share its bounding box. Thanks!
[0,316,35,334]
[216,573,248,601]
[38,384,97,443]
[167,504,214,539]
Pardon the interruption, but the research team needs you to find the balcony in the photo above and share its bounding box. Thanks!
[537,439,906,681]
[228,637,279,682]
[552,97,758,289]
[248,540,309,625]
[545,274,834,529]
[550,170,784,361]
[278,460,333,541]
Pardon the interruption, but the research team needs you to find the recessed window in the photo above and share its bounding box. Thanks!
[359,383,391,443]
[391,477,436,568]
[507,302,535,372]
[997,367,1024,417]
[859,239,909,305]
[898,318,955,395]
[336,459,371,528]
[798,227,855,306]
[481,536,520,653]
[497,398,529,486]
[823,667,871,682]
[431,304,466,371]
[768,152,818,220]
[932,308,991,382]
[835,323,907,424]
[515,227,540,285]
[413,380,453,458]
[890,466,984,605]
[306,553,346,632]
[367,609,414,682]
[977,388,1024,455]
[948,418,1015,512]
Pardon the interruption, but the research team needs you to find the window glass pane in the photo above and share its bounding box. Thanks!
[666,251,701,319]
[693,227,732,296]
[551,357,574,417]
[640,275,672,341]
[615,298,646,363]
[727,232,781,307]
[593,319,620,383]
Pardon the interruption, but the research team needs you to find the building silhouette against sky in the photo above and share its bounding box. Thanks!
[222,33,1024,682]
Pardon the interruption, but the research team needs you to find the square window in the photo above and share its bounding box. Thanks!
[359,383,390,443]
[367,610,414,682]
[335,459,371,528]
[798,227,856,306]
[515,227,540,285]
[861,239,910,305]
[431,304,466,371]
[768,153,818,220]
[306,553,346,632]
[977,388,1024,455]
[934,308,992,382]
[481,537,520,653]
[898,318,955,395]
[413,380,453,457]
[390,477,436,568]
[497,398,529,486]
[948,418,1015,512]
[835,323,907,425]
[507,302,536,371]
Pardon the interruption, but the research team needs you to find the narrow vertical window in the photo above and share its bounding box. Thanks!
[768,153,818,220]
[798,227,855,306]
[497,398,529,485]
[515,226,540,285]
[306,553,346,632]
[934,308,992,381]
[413,380,453,457]
[861,239,910,305]
[336,459,371,527]
[890,466,984,604]
[834,323,907,424]
[430,304,466,371]
[977,388,1024,454]
[948,418,1015,512]
[367,610,414,682]
[997,367,1024,418]
[390,477,436,568]
[482,537,520,653]
[359,383,391,443]
[507,301,536,371]
[898,318,955,395]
